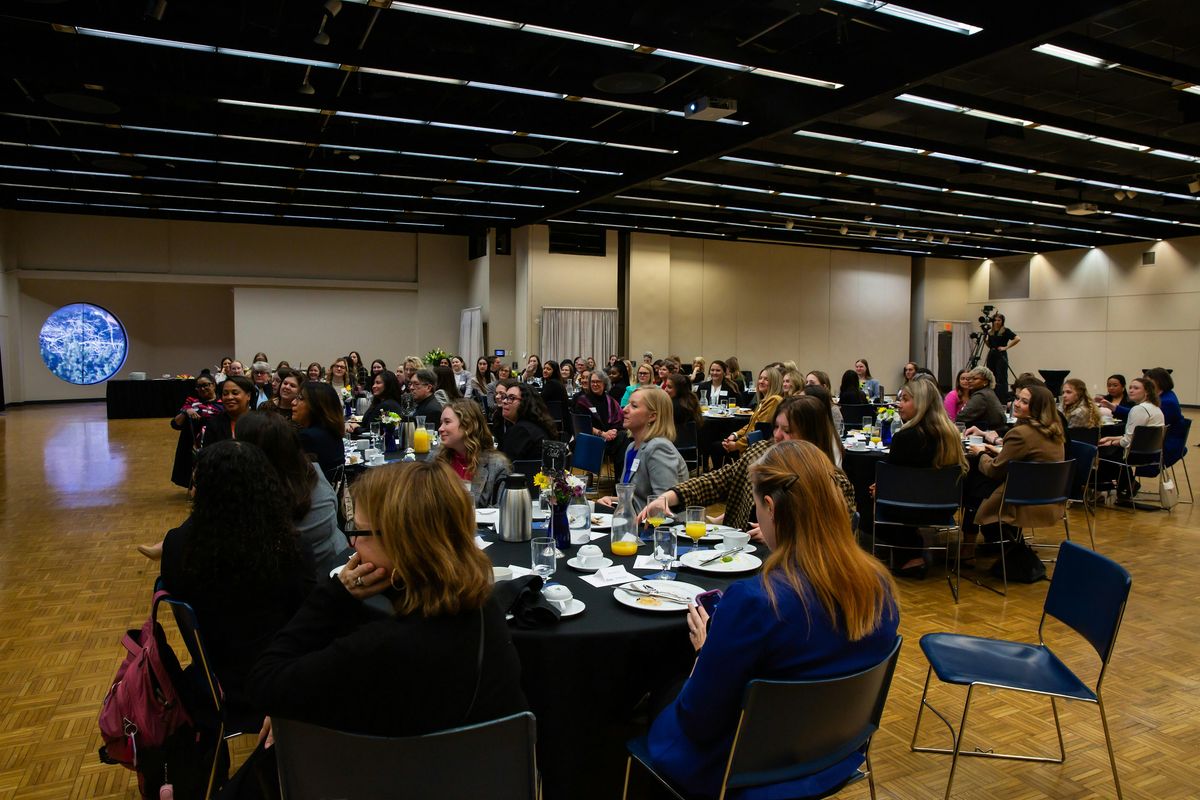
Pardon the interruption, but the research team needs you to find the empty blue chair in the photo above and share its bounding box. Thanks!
[572,432,606,482]
[745,429,765,445]
[912,541,1131,800]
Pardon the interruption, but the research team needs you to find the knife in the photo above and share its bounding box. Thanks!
[700,547,743,566]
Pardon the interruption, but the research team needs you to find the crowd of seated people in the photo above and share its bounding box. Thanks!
[149,347,1182,798]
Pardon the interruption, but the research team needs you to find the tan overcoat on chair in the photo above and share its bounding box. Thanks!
[976,424,1067,528]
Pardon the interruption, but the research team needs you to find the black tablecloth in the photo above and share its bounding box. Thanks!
[106,379,196,419]
[842,447,887,537]
[482,532,759,799]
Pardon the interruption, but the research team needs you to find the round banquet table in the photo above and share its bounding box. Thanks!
[841,446,888,538]
[699,410,752,468]
[480,529,762,800]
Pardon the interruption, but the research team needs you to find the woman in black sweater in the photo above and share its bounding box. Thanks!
[249,460,526,738]
[495,380,558,462]
[293,381,345,476]
[874,379,967,578]
[837,369,869,407]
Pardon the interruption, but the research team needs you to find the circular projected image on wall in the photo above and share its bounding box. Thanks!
[38,303,129,385]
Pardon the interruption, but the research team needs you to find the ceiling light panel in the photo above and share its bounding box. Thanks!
[386,2,842,89]
[829,0,982,35]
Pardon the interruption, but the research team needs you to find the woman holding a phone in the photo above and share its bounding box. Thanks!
[642,440,899,799]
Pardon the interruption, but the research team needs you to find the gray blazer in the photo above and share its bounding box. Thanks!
[622,436,690,513]
[296,464,346,580]
[472,449,513,508]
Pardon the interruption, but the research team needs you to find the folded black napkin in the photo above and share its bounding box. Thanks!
[491,575,561,629]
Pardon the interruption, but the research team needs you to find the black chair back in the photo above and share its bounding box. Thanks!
[840,404,877,427]
[273,713,539,800]
[1003,460,1074,506]
[873,463,962,526]
[572,413,593,439]
[1043,542,1131,665]
[160,596,224,726]
[511,459,541,480]
[1071,426,1100,447]
[724,638,902,790]
[1126,425,1165,464]
[754,421,774,440]
[674,420,699,473]
[1067,441,1097,501]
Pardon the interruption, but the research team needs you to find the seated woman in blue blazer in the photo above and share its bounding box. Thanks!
[645,440,899,799]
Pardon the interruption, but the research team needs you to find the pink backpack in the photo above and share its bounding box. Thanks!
[98,590,194,770]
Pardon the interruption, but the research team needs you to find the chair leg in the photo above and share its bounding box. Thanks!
[1180,459,1193,504]
[1096,694,1125,800]
[864,749,877,800]
[943,685,976,800]
[1049,696,1067,763]
[948,526,961,604]
[621,755,632,800]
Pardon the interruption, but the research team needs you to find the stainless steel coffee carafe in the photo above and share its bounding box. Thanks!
[496,473,532,542]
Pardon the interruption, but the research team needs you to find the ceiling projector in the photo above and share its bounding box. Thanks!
[685,96,738,121]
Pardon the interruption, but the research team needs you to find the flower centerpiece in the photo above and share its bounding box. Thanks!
[380,411,403,452]
[875,407,900,424]
[875,406,900,445]
[533,470,587,550]
[424,346,451,366]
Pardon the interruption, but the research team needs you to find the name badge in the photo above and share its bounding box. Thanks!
[588,406,598,414]
[630,458,641,475]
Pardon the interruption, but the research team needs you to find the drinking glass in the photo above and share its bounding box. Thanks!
[699,390,709,408]
[369,420,382,448]
[531,537,557,579]
[685,506,707,551]
[955,422,966,437]
[861,416,873,432]
[647,523,677,581]
[726,398,737,412]
[644,494,666,542]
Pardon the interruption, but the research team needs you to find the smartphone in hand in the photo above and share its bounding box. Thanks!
[695,589,723,618]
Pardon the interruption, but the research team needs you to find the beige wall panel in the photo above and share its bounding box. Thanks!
[983,297,1108,333]
[628,234,672,360]
[14,213,171,273]
[1001,331,1107,393]
[1034,248,1111,299]
[967,258,994,303]
[525,226,618,359]
[513,227,531,360]
[488,250,516,358]
[1107,291,1200,332]
[828,251,910,390]
[234,287,417,371]
[415,234,472,358]
[790,247,834,372]
[666,238,704,363]
[697,241,740,364]
[922,258,971,321]
[169,220,419,282]
[1106,236,1200,296]
[19,279,234,402]
[1105,330,1199,404]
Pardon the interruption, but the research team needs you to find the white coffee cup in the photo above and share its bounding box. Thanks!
[967,435,984,445]
[368,454,385,466]
[719,531,751,551]
[543,584,572,612]
[492,566,513,583]
[577,544,604,568]
[364,447,381,458]
[354,439,370,451]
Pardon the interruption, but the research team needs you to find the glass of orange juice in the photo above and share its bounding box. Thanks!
[685,506,707,551]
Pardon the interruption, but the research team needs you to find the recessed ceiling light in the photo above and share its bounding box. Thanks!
[829,0,981,35]
[1032,43,1117,69]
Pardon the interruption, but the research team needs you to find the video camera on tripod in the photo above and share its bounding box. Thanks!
[967,305,999,368]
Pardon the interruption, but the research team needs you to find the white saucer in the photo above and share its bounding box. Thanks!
[329,564,345,578]
[567,556,613,572]
[715,542,756,554]
[554,598,586,617]
[589,513,613,530]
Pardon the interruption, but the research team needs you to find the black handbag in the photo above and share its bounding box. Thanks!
[990,538,1047,583]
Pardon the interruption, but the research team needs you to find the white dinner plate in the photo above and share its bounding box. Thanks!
[589,513,613,530]
[555,598,586,618]
[613,580,705,612]
[475,508,499,525]
[567,556,613,572]
[680,549,763,574]
[671,523,733,543]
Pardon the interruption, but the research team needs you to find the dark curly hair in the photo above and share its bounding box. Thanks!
[498,379,558,438]
[367,369,405,411]
[234,411,316,520]
[185,440,303,583]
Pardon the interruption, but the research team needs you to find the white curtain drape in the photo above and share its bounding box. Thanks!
[459,306,483,371]
[540,307,617,364]
[926,320,974,388]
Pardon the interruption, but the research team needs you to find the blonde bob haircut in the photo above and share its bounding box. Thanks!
[631,386,676,443]
[757,366,784,403]
[351,460,492,617]
[750,440,896,641]
[402,356,424,372]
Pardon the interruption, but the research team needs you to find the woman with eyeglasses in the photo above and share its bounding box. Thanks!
[495,379,558,462]
[642,441,898,800]
[327,357,355,396]
[575,370,626,465]
[248,461,526,743]
[169,376,224,488]
[622,362,656,407]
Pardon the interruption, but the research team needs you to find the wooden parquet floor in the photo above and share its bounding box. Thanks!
[1,402,1197,799]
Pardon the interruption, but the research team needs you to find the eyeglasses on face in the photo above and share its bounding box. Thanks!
[499,394,521,403]
[348,530,376,546]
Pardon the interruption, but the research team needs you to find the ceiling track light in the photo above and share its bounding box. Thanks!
[897,231,905,240]
[298,66,315,95]
[323,0,342,16]
[144,0,167,22]
[839,225,849,235]
[868,227,877,237]
[314,17,330,45]
[1189,178,1200,194]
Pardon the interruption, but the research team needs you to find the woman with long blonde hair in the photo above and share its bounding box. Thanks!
[644,440,899,799]
[1062,378,1101,429]
[249,460,527,739]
